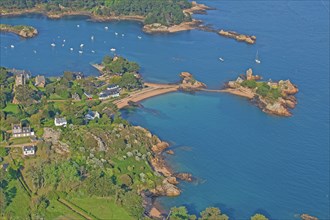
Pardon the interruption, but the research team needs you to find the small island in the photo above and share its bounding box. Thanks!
[218,29,256,44]
[0,24,38,38]
[223,68,298,116]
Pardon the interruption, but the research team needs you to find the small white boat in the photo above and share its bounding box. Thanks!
[255,50,261,64]
[91,36,94,40]
[51,43,56,47]
[219,57,224,62]
[138,36,142,39]
[121,34,125,37]
[77,25,80,28]
[80,44,84,48]
[79,50,83,54]
[33,50,37,53]
[10,45,15,48]
[105,26,109,30]
[62,44,65,47]
[110,48,116,52]
[70,48,74,51]
[63,39,66,43]
[91,50,95,53]
[115,32,118,36]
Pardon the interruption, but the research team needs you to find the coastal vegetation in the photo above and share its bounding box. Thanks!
[0,0,192,26]
[0,24,38,38]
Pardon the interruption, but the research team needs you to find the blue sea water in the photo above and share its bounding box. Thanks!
[1,0,329,219]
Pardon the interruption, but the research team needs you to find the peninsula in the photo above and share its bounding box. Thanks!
[0,0,210,34]
[223,68,299,116]
[0,24,38,38]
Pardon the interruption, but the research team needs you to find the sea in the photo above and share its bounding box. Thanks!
[0,1,329,219]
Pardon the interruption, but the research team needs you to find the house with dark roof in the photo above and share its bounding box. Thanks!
[99,89,120,100]
[85,110,100,120]
[99,84,120,100]
[35,75,46,87]
[12,123,34,138]
[23,146,35,156]
[54,117,67,127]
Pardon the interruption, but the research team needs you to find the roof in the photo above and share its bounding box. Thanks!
[23,146,35,151]
[35,75,46,84]
[100,89,120,97]
[55,117,67,124]
[108,84,119,89]
[86,110,97,117]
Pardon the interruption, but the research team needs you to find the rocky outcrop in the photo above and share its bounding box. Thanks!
[152,141,169,153]
[43,128,70,154]
[174,172,193,182]
[166,150,174,155]
[0,24,38,38]
[279,79,299,95]
[143,20,202,34]
[179,72,206,91]
[246,68,261,81]
[151,177,181,197]
[301,214,318,220]
[223,68,299,117]
[218,29,256,44]
[183,1,212,15]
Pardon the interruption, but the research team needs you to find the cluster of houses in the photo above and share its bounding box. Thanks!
[13,70,46,88]
[10,123,36,156]
[99,84,120,100]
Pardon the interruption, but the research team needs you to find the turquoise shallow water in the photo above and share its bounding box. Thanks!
[1,0,329,219]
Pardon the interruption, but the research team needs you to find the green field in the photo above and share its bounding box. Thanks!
[4,180,31,219]
[3,103,19,114]
[49,94,66,100]
[10,136,32,145]
[45,199,84,220]
[69,196,133,220]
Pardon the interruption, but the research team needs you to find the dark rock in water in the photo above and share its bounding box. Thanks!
[128,101,143,108]
[174,172,193,182]
[166,150,174,155]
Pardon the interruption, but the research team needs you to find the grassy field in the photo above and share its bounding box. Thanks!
[4,179,31,219]
[3,103,19,114]
[10,136,32,145]
[69,196,133,220]
[45,199,84,220]
[49,94,66,100]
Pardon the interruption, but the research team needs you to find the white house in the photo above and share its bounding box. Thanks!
[54,117,67,127]
[12,124,35,138]
[23,146,35,156]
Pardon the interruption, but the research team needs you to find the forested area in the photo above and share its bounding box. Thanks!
[0,0,192,25]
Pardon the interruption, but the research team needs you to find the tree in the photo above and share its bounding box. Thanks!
[119,73,142,90]
[121,190,144,218]
[170,206,196,220]
[199,207,228,220]
[14,85,35,106]
[251,213,268,220]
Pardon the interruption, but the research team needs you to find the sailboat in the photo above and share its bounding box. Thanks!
[255,50,261,64]
[219,57,224,62]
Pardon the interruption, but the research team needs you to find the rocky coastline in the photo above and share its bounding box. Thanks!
[0,23,38,38]
[133,126,193,219]
[223,68,298,116]
[218,29,256,44]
